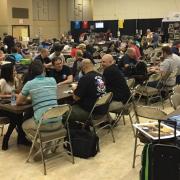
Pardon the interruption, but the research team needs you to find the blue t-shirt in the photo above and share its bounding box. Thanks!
[21,75,60,124]
[12,53,23,62]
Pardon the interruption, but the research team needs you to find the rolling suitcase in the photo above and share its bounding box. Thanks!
[140,120,180,180]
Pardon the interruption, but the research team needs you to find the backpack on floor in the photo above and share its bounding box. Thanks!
[64,128,99,159]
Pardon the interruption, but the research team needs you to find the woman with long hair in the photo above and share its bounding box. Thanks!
[0,63,30,150]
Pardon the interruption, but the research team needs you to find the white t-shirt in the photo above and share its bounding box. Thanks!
[48,52,65,62]
[0,79,15,94]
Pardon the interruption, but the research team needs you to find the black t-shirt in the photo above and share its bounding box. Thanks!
[74,71,107,113]
[103,64,130,103]
[119,54,137,77]
[49,65,72,83]
[171,47,180,56]
[34,54,51,64]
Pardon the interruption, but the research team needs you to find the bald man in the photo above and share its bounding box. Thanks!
[68,59,107,128]
[102,54,130,112]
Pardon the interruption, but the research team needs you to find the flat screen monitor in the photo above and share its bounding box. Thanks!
[95,22,104,29]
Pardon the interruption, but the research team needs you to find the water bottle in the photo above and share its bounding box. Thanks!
[11,89,16,106]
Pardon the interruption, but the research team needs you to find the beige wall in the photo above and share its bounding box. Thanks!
[7,0,33,36]
[59,0,70,34]
[92,0,180,20]
[0,0,8,37]
[33,21,60,40]
[67,0,93,21]
[1,0,61,39]
[59,0,93,34]
[32,0,60,39]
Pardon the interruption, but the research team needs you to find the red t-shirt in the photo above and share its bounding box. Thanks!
[71,48,78,58]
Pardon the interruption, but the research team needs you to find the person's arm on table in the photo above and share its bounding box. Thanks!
[58,75,73,86]
[16,81,31,105]
[16,93,30,105]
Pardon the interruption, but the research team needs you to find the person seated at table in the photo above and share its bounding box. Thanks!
[0,50,5,61]
[77,43,95,64]
[148,46,178,88]
[72,50,84,81]
[171,41,180,56]
[49,44,65,63]
[146,29,153,46]
[128,40,141,60]
[15,42,23,55]
[68,59,107,128]
[34,48,52,69]
[0,41,6,53]
[0,63,30,150]
[101,54,131,112]
[118,48,137,77]
[16,61,60,159]
[10,47,23,62]
[70,43,78,58]
[48,57,73,86]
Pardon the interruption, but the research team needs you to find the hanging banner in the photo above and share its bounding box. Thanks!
[118,19,124,28]
[74,21,81,29]
[82,21,89,29]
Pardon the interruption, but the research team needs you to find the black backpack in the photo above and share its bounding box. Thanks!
[64,128,99,159]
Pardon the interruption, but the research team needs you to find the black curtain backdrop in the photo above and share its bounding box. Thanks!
[71,18,163,43]
[71,20,118,43]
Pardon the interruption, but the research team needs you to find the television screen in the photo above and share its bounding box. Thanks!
[95,22,104,28]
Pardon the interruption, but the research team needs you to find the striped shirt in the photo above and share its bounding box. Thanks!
[21,75,60,124]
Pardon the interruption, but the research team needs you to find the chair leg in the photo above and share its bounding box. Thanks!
[137,94,142,104]
[109,125,115,143]
[1,125,4,136]
[113,112,123,128]
[26,133,38,163]
[67,128,75,164]
[122,116,126,125]
[92,125,100,152]
[132,130,138,168]
[160,95,164,109]
[39,136,47,175]
[129,114,135,137]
